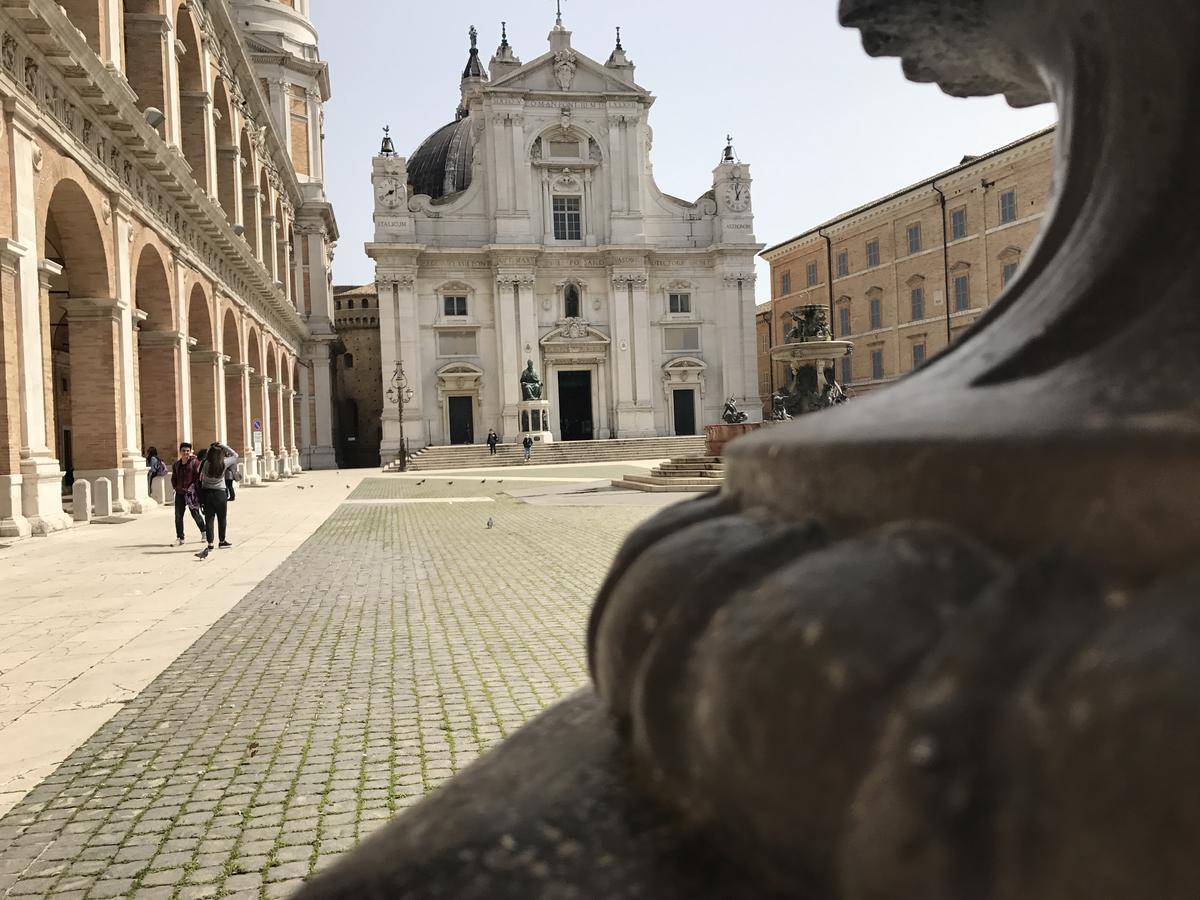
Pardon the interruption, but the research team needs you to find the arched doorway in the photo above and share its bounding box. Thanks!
[133,244,181,460]
[187,284,219,445]
[43,179,118,492]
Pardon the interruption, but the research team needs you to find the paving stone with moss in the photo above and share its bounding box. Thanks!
[0,480,656,898]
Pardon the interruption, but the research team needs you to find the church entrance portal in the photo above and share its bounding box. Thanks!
[448,396,474,445]
[672,389,697,436]
[557,371,594,441]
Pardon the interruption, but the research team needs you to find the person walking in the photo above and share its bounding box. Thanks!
[170,442,205,545]
[145,446,167,495]
[486,429,499,456]
[522,434,534,463]
[196,442,238,559]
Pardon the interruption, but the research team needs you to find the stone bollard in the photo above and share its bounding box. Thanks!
[151,476,172,505]
[72,480,92,523]
[93,477,114,518]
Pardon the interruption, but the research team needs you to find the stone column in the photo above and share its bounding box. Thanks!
[306,91,325,182]
[629,274,655,435]
[112,201,153,513]
[270,381,292,477]
[259,375,277,480]
[277,235,292,305]
[298,366,314,469]
[171,253,192,442]
[3,104,71,534]
[287,388,302,472]
[609,274,637,437]
[67,297,129,512]
[262,214,278,282]
[164,11,183,149]
[306,230,333,331]
[37,260,61,454]
[247,371,266,484]
[377,277,399,459]
[0,243,33,537]
[218,145,243,224]
[243,185,262,262]
[494,277,522,442]
[305,343,336,469]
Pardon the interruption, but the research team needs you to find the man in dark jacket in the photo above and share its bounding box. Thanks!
[486,429,499,456]
[170,442,206,545]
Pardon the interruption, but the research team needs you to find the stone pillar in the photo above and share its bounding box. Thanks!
[66,297,129,513]
[0,243,31,537]
[286,388,302,473]
[164,9,183,149]
[306,230,333,331]
[92,476,113,518]
[218,145,243,224]
[247,371,266,484]
[225,362,251,474]
[151,476,171,506]
[629,274,655,436]
[72,480,92,524]
[262,214,278,282]
[111,200,153,513]
[188,349,223,449]
[495,278,522,442]
[243,185,262,262]
[269,381,291,477]
[298,366,314,469]
[259,376,277,480]
[306,91,325,182]
[3,104,70,535]
[304,343,336,469]
[37,261,60,454]
[277,235,292,306]
[609,274,637,438]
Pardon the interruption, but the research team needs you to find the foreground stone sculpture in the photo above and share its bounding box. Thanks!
[298,1,1200,897]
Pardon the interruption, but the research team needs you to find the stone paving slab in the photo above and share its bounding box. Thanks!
[0,479,655,898]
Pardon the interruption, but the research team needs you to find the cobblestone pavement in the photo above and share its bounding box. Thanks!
[0,478,658,899]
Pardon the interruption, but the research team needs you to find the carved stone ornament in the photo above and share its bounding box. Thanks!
[553,49,578,90]
[295,1,1200,898]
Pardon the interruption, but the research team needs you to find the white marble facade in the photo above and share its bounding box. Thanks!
[368,14,762,452]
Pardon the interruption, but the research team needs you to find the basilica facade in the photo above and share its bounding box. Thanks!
[367,14,762,454]
[0,0,340,539]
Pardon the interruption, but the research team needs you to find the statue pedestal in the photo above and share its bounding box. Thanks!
[704,423,761,457]
[519,400,554,444]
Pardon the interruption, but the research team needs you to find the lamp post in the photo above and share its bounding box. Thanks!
[385,361,415,471]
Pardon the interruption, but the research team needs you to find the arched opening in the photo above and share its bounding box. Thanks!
[222,309,245,454]
[282,355,296,460]
[213,78,239,220]
[187,284,218,445]
[43,179,117,490]
[565,283,581,319]
[60,0,103,53]
[239,129,258,255]
[175,5,210,192]
[264,343,280,468]
[122,0,167,121]
[246,328,264,462]
[133,245,181,460]
[288,225,299,309]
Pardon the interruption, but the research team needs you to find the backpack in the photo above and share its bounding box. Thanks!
[152,457,168,477]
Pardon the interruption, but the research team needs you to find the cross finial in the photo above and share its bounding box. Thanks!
[616,26,622,49]
[469,25,478,49]
[556,0,563,26]
[501,20,508,42]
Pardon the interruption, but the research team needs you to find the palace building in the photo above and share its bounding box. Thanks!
[0,0,340,539]
[759,127,1055,401]
[367,14,762,454]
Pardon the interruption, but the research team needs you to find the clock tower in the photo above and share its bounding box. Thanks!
[714,136,756,244]
[372,131,414,242]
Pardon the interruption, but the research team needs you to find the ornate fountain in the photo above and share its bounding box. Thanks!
[769,305,852,419]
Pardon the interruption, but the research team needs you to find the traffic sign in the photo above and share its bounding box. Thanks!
[252,418,263,432]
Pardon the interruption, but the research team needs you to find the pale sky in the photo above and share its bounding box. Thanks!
[310,1,1057,299]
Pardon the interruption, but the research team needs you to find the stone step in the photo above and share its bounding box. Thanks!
[619,474,726,488]
[390,436,709,472]
[610,478,721,493]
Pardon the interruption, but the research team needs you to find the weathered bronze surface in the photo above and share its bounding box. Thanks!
[722,397,750,424]
[519,359,543,401]
[298,1,1200,896]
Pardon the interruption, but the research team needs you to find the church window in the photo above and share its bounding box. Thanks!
[663,326,700,353]
[806,262,818,287]
[669,293,691,314]
[866,240,880,268]
[437,330,477,357]
[954,274,971,311]
[780,271,791,296]
[553,197,582,241]
[549,141,580,158]
[869,297,883,330]
[871,349,885,380]
[838,306,851,336]
[841,355,852,384]
[443,296,468,317]
[836,251,849,278]
[951,206,968,241]
[911,342,927,369]
[1002,260,1020,287]
[564,284,581,318]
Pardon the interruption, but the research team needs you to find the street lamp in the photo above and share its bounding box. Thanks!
[385,362,415,471]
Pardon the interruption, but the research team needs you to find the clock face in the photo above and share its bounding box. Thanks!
[725,182,751,213]
[376,176,404,209]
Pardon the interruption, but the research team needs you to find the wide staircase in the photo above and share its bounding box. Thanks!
[385,436,708,472]
[611,456,726,493]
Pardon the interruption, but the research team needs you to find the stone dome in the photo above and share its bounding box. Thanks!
[408,115,476,200]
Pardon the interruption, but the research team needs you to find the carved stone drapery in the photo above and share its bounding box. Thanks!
[297,1,1200,898]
